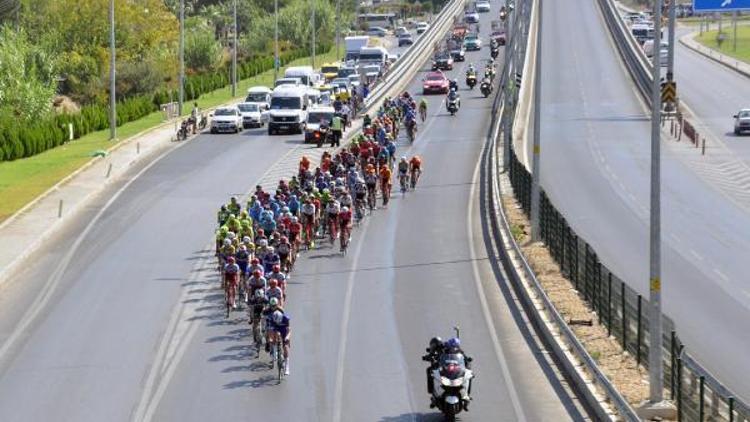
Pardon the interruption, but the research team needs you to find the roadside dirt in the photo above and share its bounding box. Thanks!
[500,194,652,408]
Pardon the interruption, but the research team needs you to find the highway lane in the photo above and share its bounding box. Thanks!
[675,27,750,166]
[0,3,581,420]
[539,0,750,401]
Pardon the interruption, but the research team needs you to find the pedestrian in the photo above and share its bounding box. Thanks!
[363,83,370,99]
[341,102,351,128]
[331,113,343,148]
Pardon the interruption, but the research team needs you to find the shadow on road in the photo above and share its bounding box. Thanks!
[379,412,444,422]
[223,375,277,389]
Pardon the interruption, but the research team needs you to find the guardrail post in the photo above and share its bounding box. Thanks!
[58,199,63,218]
[702,138,706,155]
[670,330,676,399]
[560,219,566,275]
[596,261,602,318]
[574,233,579,290]
[584,244,590,299]
[729,396,734,422]
[607,272,612,336]
[699,375,705,421]
[621,281,627,350]
[637,294,642,365]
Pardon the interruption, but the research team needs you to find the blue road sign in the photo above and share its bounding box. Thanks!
[693,0,750,12]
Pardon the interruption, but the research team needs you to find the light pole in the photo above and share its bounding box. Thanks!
[503,1,516,172]
[666,0,676,85]
[232,0,238,97]
[274,0,279,81]
[529,0,542,241]
[179,0,185,116]
[311,0,317,69]
[335,0,341,61]
[109,0,117,140]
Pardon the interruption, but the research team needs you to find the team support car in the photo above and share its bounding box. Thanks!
[463,33,482,51]
[237,102,264,129]
[734,109,750,135]
[423,71,450,95]
[210,107,243,134]
[416,21,429,34]
[398,33,414,46]
[432,52,454,70]
[491,30,507,46]
[464,10,479,23]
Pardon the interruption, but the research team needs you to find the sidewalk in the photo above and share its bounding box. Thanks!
[680,31,750,79]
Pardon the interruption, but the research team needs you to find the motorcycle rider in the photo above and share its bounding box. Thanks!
[447,87,461,110]
[423,337,474,406]
[466,63,476,76]
[449,78,459,92]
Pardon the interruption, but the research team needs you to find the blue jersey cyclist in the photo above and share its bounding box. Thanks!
[269,309,291,375]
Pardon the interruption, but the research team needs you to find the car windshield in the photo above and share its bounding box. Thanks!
[246,93,267,102]
[215,109,236,116]
[739,111,750,118]
[238,103,259,112]
[270,97,302,109]
[427,74,444,81]
[321,66,338,74]
[466,35,478,41]
[307,112,333,124]
[360,53,383,61]
[338,68,356,77]
[364,66,380,73]
[349,75,360,82]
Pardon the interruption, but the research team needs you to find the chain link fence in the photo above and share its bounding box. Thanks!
[506,145,750,422]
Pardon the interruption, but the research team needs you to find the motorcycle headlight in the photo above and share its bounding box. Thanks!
[441,376,463,387]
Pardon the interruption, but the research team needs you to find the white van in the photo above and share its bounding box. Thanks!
[268,85,309,135]
[245,86,272,110]
[358,46,389,66]
[284,66,316,86]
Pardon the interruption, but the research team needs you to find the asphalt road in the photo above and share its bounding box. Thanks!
[539,0,750,401]
[0,3,582,421]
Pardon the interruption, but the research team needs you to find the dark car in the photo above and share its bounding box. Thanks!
[450,46,466,62]
[491,30,506,46]
[432,53,454,71]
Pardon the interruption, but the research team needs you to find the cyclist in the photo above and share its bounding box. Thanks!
[217,205,230,226]
[267,264,287,298]
[300,198,317,248]
[248,288,268,342]
[269,309,292,375]
[418,98,428,122]
[223,256,241,311]
[227,196,241,216]
[248,258,264,278]
[364,167,378,210]
[276,237,293,272]
[409,155,423,189]
[338,206,353,252]
[379,163,392,207]
[397,156,410,192]
[354,178,367,220]
[326,199,341,242]
[247,269,267,297]
[267,278,285,307]
[264,297,283,354]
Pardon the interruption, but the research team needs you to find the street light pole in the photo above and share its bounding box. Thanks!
[312,0,316,69]
[503,2,515,172]
[274,0,279,81]
[529,0,542,241]
[179,0,185,116]
[335,0,341,61]
[109,0,117,140]
[667,0,676,84]
[232,0,238,97]
[648,0,665,406]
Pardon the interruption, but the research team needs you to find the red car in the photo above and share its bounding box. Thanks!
[422,71,450,95]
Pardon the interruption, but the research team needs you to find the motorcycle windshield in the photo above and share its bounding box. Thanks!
[439,354,466,380]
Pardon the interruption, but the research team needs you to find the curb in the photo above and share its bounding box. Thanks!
[679,32,750,80]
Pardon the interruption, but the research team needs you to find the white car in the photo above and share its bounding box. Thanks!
[210,107,242,134]
[237,102,264,129]
[464,10,479,23]
[304,106,336,143]
[734,109,750,135]
[416,22,429,34]
[347,74,361,89]
[476,0,491,12]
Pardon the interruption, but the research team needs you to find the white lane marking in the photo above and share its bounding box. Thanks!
[132,144,303,421]
[713,268,729,283]
[0,139,195,366]
[467,141,527,421]
[332,219,373,422]
[689,249,704,262]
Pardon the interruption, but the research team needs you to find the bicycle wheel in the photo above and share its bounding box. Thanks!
[277,353,284,380]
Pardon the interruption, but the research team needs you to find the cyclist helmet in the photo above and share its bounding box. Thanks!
[272,310,284,325]
[254,289,265,299]
[223,238,232,246]
[227,232,236,239]
[269,297,279,307]
[242,236,251,244]
[291,216,298,223]
[273,264,281,272]
[252,269,262,277]
[226,256,236,264]
[269,278,278,288]
[281,236,288,242]
[401,156,407,161]
[220,205,227,211]
[341,206,349,213]
[259,239,268,247]
[251,258,260,265]
[239,245,247,251]
[267,246,275,253]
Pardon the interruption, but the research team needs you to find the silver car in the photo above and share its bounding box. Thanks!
[734,109,750,135]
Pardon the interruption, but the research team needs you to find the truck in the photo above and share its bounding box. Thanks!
[344,36,370,62]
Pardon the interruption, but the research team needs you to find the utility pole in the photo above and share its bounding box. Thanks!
[503,1,515,171]
[274,0,279,81]
[109,0,117,140]
[529,0,542,241]
[336,0,341,61]
[733,11,738,51]
[667,0,676,85]
[649,0,665,407]
[312,0,316,69]
[232,0,238,97]
[179,0,185,116]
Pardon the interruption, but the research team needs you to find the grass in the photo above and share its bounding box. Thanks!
[695,25,750,64]
[0,48,339,223]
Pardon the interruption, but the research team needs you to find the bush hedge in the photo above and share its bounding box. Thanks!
[0,45,329,162]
